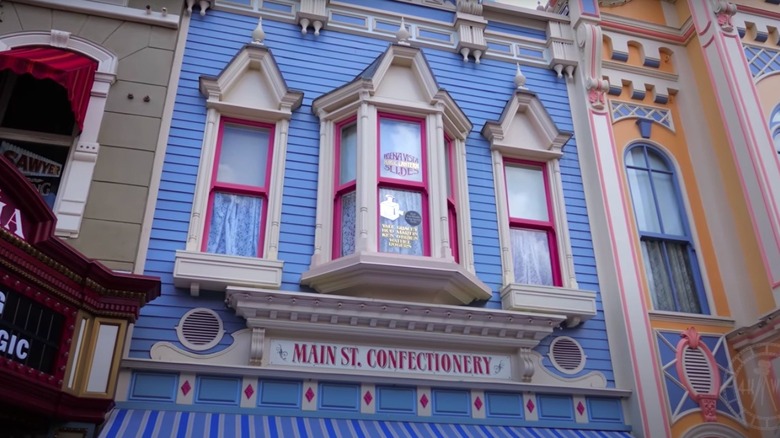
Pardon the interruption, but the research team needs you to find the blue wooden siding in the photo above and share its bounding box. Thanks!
[134,9,614,385]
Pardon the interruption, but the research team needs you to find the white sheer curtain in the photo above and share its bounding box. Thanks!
[642,240,701,313]
[206,193,262,257]
[511,228,553,286]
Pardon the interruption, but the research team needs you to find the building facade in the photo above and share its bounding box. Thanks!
[1,0,774,437]
[0,0,183,436]
[104,0,637,436]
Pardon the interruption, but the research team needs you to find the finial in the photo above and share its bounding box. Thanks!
[536,1,546,11]
[396,17,411,46]
[514,64,527,90]
[252,18,265,45]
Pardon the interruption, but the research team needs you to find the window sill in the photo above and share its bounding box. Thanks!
[647,310,735,327]
[300,251,492,305]
[173,250,283,296]
[500,283,597,327]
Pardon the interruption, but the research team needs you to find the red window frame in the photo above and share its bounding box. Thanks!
[503,159,561,286]
[376,113,430,256]
[333,116,357,259]
[202,117,275,257]
[445,136,459,262]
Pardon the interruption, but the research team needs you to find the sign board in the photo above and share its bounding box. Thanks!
[268,340,512,379]
[0,289,65,374]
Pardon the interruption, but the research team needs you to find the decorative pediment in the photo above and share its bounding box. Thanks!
[481,90,572,160]
[199,45,303,121]
[312,44,471,138]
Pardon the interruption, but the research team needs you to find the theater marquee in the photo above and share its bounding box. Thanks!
[268,340,513,379]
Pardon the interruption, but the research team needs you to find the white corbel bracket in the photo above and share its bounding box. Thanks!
[297,0,329,35]
[185,0,211,16]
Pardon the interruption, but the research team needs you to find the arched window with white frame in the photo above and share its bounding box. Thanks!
[625,143,709,314]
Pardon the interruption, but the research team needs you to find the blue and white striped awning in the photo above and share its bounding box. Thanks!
[100,409,634,438]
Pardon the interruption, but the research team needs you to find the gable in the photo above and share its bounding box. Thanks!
[222,69,276,110]
[374,64,429,103]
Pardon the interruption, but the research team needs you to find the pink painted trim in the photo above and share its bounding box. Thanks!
[693,3,780,286]
[503,159,562,287]
[376,113,431,256]
[333,116,357,259]
[589,110,671,437]
[602,20,696,44]
[445,136,459,262]
[737,4,780,20]
[202,117,275,257]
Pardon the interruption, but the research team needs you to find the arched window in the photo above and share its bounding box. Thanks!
[771,104,780,153]
[625,144,709,314]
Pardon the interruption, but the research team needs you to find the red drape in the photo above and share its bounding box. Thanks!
[0,46,98,131]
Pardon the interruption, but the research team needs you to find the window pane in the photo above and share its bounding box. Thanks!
[642,240,701,313]
[625,147,647,168]
[627,168,661,233]
[340,191,356,257]
[207,192,262,257]
[339,123,357,184]
[653,172,685,236]
[217,123,270,187]
[379,118,422,183]
[0,139,68,209]
[506,165,548,222]
[646,149,669,171]
[510,228,553,286]
[378,188,424,256]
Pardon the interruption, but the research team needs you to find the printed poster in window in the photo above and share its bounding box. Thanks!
[0,140,67,208]
[380,118,422,183]
[379,188,424,256]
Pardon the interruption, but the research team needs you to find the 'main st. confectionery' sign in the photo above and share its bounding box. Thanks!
[269,340,512,379]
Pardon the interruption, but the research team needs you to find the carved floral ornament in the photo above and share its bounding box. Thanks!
[713,1,737,33]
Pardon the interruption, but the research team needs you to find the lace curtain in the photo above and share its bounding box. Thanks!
[206,192,262,257]
[511,228,553,286]
[642,240,701,313]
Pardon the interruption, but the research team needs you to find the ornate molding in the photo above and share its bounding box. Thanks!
[713,1,737,33]
[455,0,488,63]
[297,0,328,35]
[575,21,609,110]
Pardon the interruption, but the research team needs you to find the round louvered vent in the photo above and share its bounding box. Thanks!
[176,308,224,351]
[549,336,586,374]
[682,347,716,394]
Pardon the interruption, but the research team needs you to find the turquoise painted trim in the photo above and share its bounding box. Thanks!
[128,372,179,402]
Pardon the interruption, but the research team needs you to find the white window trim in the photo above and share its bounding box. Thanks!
[302,44,491,305]
[0,30,118,238]
[482,89,596,326]
[172,44,303,296]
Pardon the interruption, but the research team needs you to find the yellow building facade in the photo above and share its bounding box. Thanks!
[567,0,780,436]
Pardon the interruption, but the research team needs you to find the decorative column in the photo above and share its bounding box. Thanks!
[689,0,780,302]
[566,1,670,436]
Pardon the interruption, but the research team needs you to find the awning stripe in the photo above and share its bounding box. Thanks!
[99,409,633,438]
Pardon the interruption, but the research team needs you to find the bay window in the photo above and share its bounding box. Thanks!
[483,89,596,327]
[173,45,302,295]
[302,44,490,306]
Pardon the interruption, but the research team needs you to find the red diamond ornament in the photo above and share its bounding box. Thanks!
[305,387,315,403]
[180,380,191,396]
[420,393,429,408]
[244,384,255,399]
[363,391,373,405]
[526,398,535,413]
[577,401,585,416]
[474,396,483,411]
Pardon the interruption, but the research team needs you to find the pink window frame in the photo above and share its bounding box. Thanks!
[376,113,430,256]
[201,117,275,257]
[332,116,358,259]
[503,158,561,287]
[445,135,459,262]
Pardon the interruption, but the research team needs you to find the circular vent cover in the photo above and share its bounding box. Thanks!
[176,308,224,351]
[549,336,586,374]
